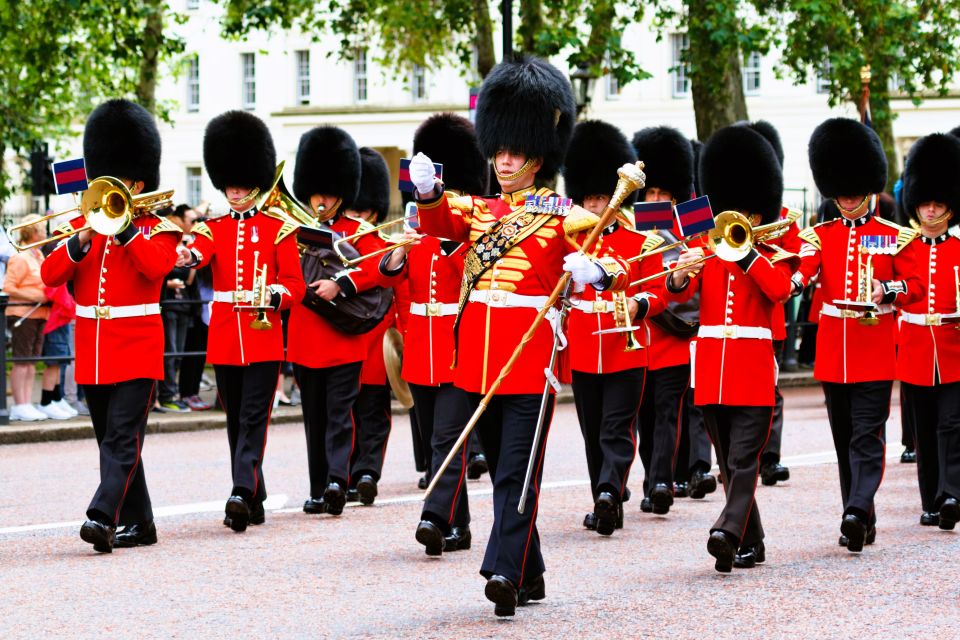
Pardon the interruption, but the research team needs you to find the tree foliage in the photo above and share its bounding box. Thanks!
[755,0,960,189]
[0,0,184,205]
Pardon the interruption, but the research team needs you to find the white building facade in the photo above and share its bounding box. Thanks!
[15,0,960,218]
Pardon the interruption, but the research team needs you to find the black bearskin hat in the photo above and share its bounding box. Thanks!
[563,120,637,207]
[699,125,783,225]
[414,113,487,196]
[203,110,276,193]
[630,126,695,203]
[949,126,960,140]
[83,99,161,192]
[808,118,887,198]
[351,147,391,222]
[475,55,576,182]
[293,126,361,209]
[735,120,784,167]
[902,133,960,226]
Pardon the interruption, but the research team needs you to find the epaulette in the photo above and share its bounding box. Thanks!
[797,226,821,250]
[783,208,803,225]
[761,243,799,264]
[149,215,182,238]
[446,195,475,214]
[53,222,74,238]
[874,217,919,253]
[275,219,299,244]
[950,226,960,240]
[563,206,600,235]
[192,221,213,240]
[260,207,288,223]
[637,231,665,253]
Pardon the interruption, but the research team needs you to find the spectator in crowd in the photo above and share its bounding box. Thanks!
[178,203,213,411]
[38,282,79,419]
[0,223,15,282]
[156,205,196,412]
[3,215,51,421]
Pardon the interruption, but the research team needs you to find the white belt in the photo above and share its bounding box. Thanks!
[571,299,615,314]
[698,325,772,340]
[467,289,565,350]
[410,302,458,317]
[76,303,161,320]
[821,302,894,319]
[213,290,255,304]
[901,311,950,326]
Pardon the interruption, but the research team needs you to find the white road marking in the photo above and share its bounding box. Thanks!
[0,448,871,537]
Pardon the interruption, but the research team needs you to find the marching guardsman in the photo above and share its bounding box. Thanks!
[179,111,305,532]
[382,113,486,556]
[347,147,397,506]
[631,126,716,511]
[42,99,181,552]
[792,118,921,552]
[896,133,960,530]
[666,125,799,572]
[287,127,393,516]
[734,120,797,487]
[563,120,666,535]
[409,56,631,616]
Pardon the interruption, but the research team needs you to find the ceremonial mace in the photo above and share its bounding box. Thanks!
[423,161,646,506]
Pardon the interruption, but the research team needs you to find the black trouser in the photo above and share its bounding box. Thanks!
[409,407,427,473]
[351,383,393,482]
[572,368,644,501]
[83,379,157,526]
[761,340,786,465]
[214,361,280,503]
[702,404,773,546]
[410,384,436,477]
[418,383,471,530]
[293,361,362,496]
[901,380,960,512]
[160,312,190,402]
[469,392,554,588]
[178,320,208,397]
[638,364,689,495]
[675,390,712,481]
[900,390,916,450]
[822,381,892,526]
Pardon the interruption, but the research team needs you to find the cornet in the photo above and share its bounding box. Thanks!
[10,177,173,251]
[234,250,273,331]
[592,290,645,351]
[831,245,881,324]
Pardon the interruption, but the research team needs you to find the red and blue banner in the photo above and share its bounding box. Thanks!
[632,200,675,231]
[675,195,715,236]
[53,158,88,195]
[398,158,442,193]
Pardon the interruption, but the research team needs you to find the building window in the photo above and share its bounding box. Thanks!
[605,53,621,99]
[354,49,368,103]
[671,34,690,98]
[186,0,199,9]
[241,53,256,110]
[743,51,761,95]
[410,64,427,102]
[186,55,200,112]
[295,50,311,104]
[816,60,833,94]
[186,167,202,206]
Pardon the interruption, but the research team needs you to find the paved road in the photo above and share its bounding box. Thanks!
[0,386,956,638]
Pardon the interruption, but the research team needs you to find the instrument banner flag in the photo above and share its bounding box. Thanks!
[398,158,442,193]
[53,158,88,195]
[675,195,715,236]
[633,200,675,231]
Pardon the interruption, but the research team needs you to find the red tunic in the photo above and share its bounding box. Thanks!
[41,214,181,385]
[666,245,798,406]
[896,232,960,386]
[794,211,922,383]
[417,186,630,395]
[567,223,666,374]
[286,215,396,369]
[189,210,305,366]
[768,208,803,341]
[398,237,463,386]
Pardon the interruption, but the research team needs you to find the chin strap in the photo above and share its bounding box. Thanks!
[835,194,872,219]
[494,158,536,182]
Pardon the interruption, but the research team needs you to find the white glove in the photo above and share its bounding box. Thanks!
[563,252,603,285]
[410,152,438,196]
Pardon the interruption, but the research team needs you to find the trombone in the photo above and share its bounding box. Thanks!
[10,177,174,251]
[332,217,421,267]
[628,211,755,288]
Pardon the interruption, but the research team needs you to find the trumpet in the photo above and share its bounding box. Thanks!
[235,250,273,331]
[628,211,754,288]
[10,176,174,251]
[592,290,645,351]
[858,247,879,326]
[333,217,420,267]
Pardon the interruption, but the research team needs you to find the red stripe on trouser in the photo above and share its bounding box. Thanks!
[114,382,156,523]
[346,380,360,486]
[738,407,774,545]
[252,365,280,498]
[620,369,646,496]
[519,410,553,587]
[448,444,469,524]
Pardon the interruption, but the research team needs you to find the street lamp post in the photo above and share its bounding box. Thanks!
[502,0,513,60]
[570,64,596,118]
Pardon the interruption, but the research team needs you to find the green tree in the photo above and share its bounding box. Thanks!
[755,0,960,191]
[0,1,183,205]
